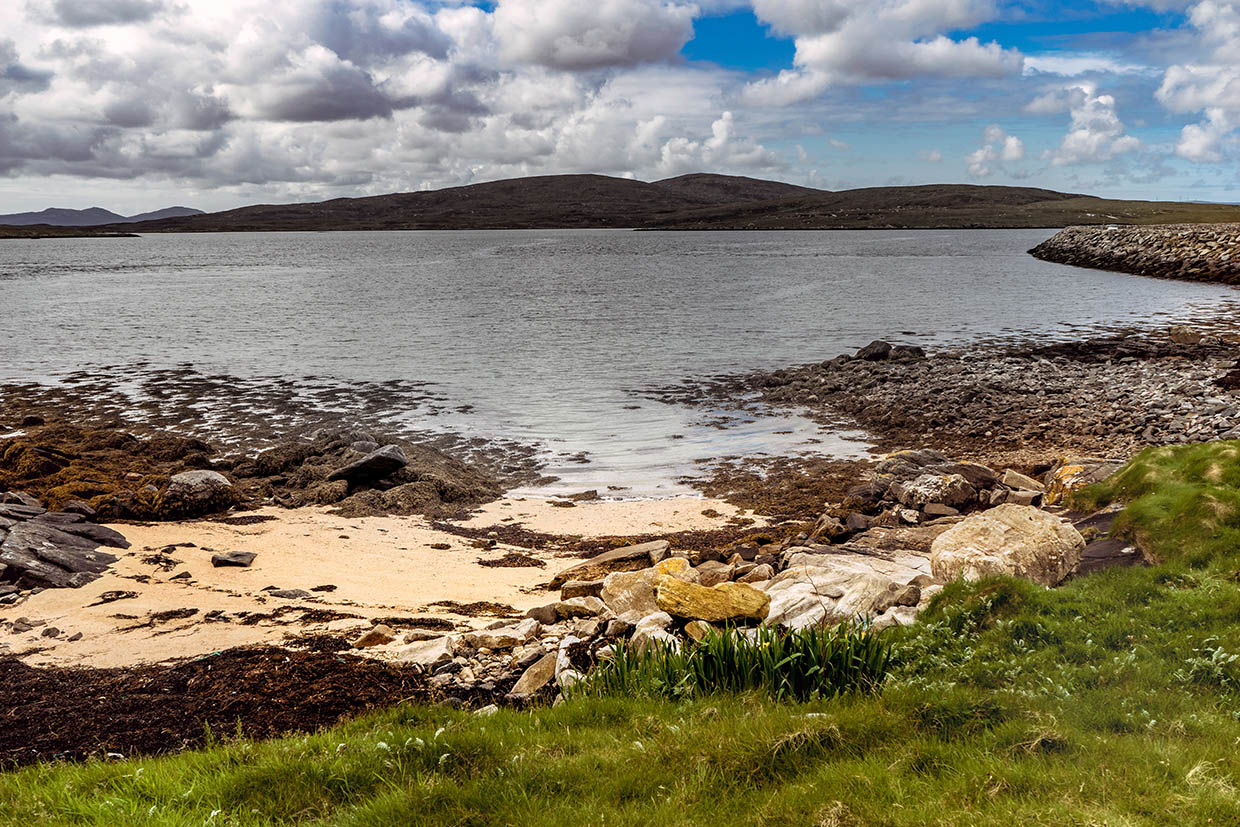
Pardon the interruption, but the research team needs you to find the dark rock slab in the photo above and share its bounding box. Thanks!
[212,551,257,568]
[327,444,408,483]
[0,504,46,521]
[1077,538,1146,576]
[30,514,130,549]
[268,588,313,599]
[1,492,43,509]
[0,521,120,588]
[61,500,97,519]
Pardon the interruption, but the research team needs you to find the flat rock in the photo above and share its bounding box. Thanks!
[211,551,257,567]
[268,588,313,599]
[352,624,397,648]
[549,540,669,589]
[0,521,119,588]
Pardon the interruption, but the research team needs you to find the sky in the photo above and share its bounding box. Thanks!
[0,0,1238,213]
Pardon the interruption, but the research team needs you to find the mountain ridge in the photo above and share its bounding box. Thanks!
[0,206,204,227]
[6,173,1240,233]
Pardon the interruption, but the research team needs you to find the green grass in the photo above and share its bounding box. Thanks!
[9,441,1240,825]
[579,623,891,702]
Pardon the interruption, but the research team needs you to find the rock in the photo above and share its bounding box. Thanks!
[654,577,769,623]
[402,629,441,643]
[695,560,735,588]
[812,513,849,541]
[1077,538,1145,575]
[560,580,604,600]
[872,606,918,632]
[0,521,120,588]
[598,557,697,616]
[549,540,670,588]
[1001,469,1044,492]
[60,500,97,519]
[605,617,635,638]
[1,492,43,508]
[844,512,871,533]
[930,504,1085,587]
[891,473,975,508]
[464,618,541,649]
[872,583,921,615]
[630,612,678,654]
[922,503,959,518]
[684,619,716,642]
[513,643,546,669]
[1005,489,1041,506]
[525,603,559,625]
[352,624,397,648]
[326,444,408,483]
[155,471,239,519]
[763,547,931,630]
[856,340,893,361]
[509,652,558,697]
[268,588,313,599]
[211,551,256,567]
[737,563,773,583]
[1042,458,1124,506]
[393,636,455,670]
[1169,325,1203,345]
[555,596,609,619]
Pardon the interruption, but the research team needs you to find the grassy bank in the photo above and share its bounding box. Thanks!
[7,442,1240,825]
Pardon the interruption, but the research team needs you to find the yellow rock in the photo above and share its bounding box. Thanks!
[654,575,770,622]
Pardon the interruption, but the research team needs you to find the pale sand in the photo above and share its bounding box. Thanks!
[0,496,761,669]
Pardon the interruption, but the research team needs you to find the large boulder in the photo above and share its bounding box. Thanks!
[630,611,678,654]
[154,470,239,519]
[600,557,697,616]
[654,576,769,623]
[930,504,1084,587]
[326,444,408,483]
[509,652,557,697]
[549,540,669,589]
[763,550,928,630]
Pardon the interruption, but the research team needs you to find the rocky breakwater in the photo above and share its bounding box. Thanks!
[1030,224,1240,283]
[0,491,129,595]
[346,449,1133,705]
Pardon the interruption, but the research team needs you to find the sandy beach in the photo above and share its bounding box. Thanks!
[0,496,763,668]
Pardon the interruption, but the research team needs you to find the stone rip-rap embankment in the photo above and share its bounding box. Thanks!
[1030,223,1240,283]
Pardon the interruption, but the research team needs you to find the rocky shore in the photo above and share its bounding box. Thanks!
[1030,223,1240,283]
[663,322,1240,471]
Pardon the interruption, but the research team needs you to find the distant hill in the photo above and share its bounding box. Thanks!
[0,206,203,227]
[8,173,1240,235]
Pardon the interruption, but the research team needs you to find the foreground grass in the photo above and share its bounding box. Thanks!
[9,441,1240,825]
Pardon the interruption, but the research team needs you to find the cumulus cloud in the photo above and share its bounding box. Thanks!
[1152,1,1240,161]
[30,0,171,28]
[1031,82,1140,165]
[492,0,697,71]
[966,124,1023,177]
[743,0,1022,105]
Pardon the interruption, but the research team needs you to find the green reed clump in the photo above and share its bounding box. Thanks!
[578,623,891,702]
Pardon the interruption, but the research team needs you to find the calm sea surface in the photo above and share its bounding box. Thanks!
[3,229,1237,495]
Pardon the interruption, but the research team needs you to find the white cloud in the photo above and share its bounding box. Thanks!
[1152,0,1240,161]
[966,123,1023,176]
[1022,52,1150,77]
[1032,82,1140,165]
[742,0,1021,105]
[920,148,943,162]
[492,0,697,71]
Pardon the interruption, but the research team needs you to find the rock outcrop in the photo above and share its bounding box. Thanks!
[0,492,128,589]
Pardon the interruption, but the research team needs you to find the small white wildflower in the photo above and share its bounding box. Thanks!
[376,741,390,751]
